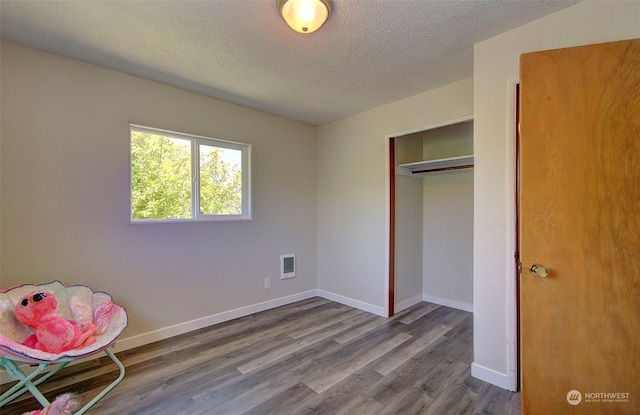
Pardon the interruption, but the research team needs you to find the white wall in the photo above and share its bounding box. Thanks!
[0,41,317,347]
[472,0,640,389]
[422,122,474,311]
[316,78,473,315]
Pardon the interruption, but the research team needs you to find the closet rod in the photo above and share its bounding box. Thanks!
[412,164,474,174]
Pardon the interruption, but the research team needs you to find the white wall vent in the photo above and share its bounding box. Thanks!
[280,254,296,279]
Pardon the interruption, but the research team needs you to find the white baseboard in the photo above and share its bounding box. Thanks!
[422,294,473,313]
[116,288,387,354]
[112,289,318,354]
[394,295,423,313]
[471,362,509,389]
[316,289,386,317]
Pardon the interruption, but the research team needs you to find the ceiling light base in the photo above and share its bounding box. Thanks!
[276,0,333,33]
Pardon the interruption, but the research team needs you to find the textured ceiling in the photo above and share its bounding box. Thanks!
[0,0,579,125]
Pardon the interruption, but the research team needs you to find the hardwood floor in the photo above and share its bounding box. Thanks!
[1,298,521,414]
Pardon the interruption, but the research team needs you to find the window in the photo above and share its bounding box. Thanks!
[130,124,251,222]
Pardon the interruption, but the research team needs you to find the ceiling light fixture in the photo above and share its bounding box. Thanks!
[276,0,333,34]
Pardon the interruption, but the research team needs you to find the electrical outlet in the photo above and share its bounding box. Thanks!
[264,277,271,289]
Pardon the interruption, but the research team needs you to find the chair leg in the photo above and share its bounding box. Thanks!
[74,349,125,415]
[1,358,70,408]
[1,348,124,413]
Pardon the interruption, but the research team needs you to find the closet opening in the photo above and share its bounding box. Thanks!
[388,118,474,316]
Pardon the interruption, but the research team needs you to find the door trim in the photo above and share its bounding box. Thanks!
[388,137,396,317]
[506,77,520,392]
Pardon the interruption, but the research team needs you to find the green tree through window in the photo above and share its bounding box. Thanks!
[199,144,242,215]
[130,126,248,221]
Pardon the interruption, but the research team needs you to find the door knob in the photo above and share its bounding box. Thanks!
[529,263,549,277]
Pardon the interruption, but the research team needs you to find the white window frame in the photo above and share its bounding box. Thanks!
[129,124,252,223]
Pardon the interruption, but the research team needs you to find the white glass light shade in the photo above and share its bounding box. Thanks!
[277,0,332,33]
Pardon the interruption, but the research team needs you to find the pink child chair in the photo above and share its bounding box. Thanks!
[0,281,127,414]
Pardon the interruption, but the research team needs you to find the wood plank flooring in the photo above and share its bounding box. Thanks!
[1,298,521,414]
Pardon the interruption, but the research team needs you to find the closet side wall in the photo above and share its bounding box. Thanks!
[394,133,424,310]
[422,122,474,311]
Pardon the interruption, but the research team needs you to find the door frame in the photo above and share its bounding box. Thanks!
[506,77,520,392]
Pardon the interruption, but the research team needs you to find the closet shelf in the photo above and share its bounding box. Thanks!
[396,155,474,176]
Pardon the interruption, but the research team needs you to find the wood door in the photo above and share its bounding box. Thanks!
[519,39,640,414]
